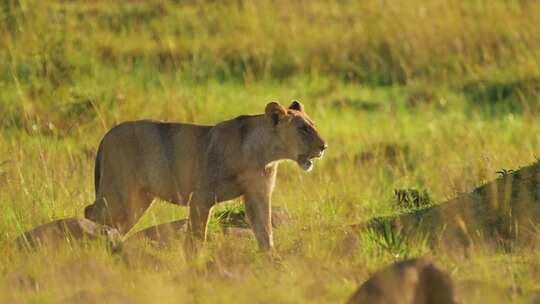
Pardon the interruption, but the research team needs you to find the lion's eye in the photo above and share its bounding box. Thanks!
[299,125,309,133]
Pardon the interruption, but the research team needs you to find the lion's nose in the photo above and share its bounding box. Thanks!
[320,143,328,151]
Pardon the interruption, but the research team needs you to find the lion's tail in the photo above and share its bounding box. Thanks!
[94,141,104,197]
[84,139,105,221]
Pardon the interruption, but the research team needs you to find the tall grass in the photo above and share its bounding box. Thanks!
[2,1,540,82]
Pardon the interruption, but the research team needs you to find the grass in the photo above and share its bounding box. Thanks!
[1,0,540,303]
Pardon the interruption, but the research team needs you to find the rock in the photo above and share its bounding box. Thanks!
[347,258,456,304]
[15,217,122,252]
[347,258,455,303]
[361,160,540,249]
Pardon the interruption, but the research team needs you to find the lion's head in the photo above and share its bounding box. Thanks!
[265,101,327,171]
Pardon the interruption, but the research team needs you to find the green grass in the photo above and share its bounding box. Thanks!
[1,0,540,303]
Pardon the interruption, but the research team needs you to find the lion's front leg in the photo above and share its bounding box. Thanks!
[244,192,273,251]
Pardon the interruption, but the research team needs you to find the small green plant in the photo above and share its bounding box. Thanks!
[212,203,248,228]
[394,188,432,210]
[371,221,411,259]
[496,168,515,177]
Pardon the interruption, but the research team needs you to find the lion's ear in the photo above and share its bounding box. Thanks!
[265,102,287,125]
[289,100,304,112]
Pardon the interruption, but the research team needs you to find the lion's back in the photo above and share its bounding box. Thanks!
[97,120,213,202]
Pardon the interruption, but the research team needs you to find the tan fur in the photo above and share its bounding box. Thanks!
[84,101,326,250]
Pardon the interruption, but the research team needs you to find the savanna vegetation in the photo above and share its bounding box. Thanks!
[1,0,540,303]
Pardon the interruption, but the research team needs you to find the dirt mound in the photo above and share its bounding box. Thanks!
[363,160,540,249]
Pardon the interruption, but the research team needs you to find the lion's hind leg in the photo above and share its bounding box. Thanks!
[184,191,214,253]
[84,188,152,235]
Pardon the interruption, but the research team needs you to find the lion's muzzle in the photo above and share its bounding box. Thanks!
[297,142,327,172]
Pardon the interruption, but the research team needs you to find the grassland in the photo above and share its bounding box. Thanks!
[1,0,540,303]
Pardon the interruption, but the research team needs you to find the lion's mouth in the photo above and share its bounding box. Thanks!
[299,158,314,171]
[297,152,324,172]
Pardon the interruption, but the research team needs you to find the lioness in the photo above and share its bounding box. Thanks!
[84,101,326,250]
